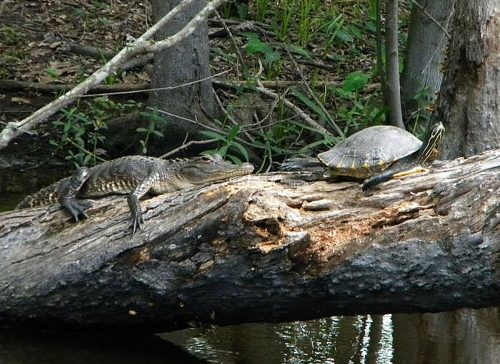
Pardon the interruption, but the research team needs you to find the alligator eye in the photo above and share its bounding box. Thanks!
[201,155,213,163]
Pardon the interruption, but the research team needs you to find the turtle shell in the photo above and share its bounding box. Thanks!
[318,125,422,179]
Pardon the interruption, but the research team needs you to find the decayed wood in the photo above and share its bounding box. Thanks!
[0,149,499,332]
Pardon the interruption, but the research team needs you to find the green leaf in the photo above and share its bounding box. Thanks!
[246,35,272,55]
[199,130,227,142]
[288,45,311,59]
[74,136,85,146]
[343,71,371,93]
[136,127,148,133]
[83,154,91,166]
[226,154,243,165]
[337,28,354,43]
[236,2,248,19]
[242,32,259,41]
[227,125,240,142]
[291,89,327,119]
[152,130,164,137]
[265,49,281,63]
[230,141,249,161]
[63,121,72,133]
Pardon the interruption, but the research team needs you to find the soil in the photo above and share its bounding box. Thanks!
[0,0,152,203]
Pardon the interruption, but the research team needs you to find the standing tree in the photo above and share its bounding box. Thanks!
[385,0,405,129]
[401,0,455,124]
[437,0,500,158]
[149,0,218,154]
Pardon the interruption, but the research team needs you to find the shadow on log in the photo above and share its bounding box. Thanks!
[0,150,499,333]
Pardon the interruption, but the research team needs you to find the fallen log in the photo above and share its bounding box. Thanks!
[0,149,499,332]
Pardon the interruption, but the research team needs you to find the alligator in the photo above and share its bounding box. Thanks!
[17,154,254,233]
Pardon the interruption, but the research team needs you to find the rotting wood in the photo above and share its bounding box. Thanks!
[0,149,499,332]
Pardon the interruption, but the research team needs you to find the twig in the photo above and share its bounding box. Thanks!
[214,10,245,77]
[0,0,229,151]
[160,138,217,159]
[209,19,276,39]
[78,70,230,98]
[0,0,8,18]
[284,45,344,139]
[255,81,333,137]
[212,89,255,143]
[213,79,376,90]
[150,107,260,150]
[410,0,452,38]
[212,78,333,137]
[67,138,107,163]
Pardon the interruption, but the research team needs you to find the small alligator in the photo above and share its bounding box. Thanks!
[17,154,254,233]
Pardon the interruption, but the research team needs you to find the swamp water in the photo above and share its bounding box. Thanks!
[0,308,498,363]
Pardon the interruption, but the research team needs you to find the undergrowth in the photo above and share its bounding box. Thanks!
[48,0,414,169]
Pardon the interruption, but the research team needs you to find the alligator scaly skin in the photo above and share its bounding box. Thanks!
[17,155,254,233]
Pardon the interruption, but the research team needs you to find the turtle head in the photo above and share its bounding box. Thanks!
[418,121,445,163]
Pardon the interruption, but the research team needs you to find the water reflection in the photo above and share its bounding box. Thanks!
[162,307,500,364]
[0,308,497,363]
[393,308,500,364]
[0,330,207,364]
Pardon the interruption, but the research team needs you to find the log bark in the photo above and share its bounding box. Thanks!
[0,150,499,332]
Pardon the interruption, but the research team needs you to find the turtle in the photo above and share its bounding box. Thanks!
[317,121,445,191]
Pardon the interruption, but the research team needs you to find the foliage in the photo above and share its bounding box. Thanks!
[12,0,400,172]
[244,33,282,78]
[0,26,23,46]
[136,110,167,155]
[50,98,141,167]
[200,126,249,164]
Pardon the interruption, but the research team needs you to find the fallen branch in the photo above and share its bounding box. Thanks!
[62,43,116,60]
[0,80,150,94]
[1,79,376,95]
[1,149,498,332]
[0,0,229,151]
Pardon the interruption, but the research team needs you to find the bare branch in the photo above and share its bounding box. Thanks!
[0,0,229,151]
[159,138,217,159]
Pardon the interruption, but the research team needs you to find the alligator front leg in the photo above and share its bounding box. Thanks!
[58,167,93,221]
[127,172,158,234]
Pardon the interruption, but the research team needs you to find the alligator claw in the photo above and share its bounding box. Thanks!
[130,211,145,235]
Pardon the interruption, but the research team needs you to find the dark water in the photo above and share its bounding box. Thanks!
[0,308,498,364]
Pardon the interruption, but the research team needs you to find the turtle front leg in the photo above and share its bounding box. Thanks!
[58,167,92,221]
[362,163,428,192]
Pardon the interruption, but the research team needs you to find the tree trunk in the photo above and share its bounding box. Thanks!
[0,149,499,332]
[438,0,500,159]
[401,0,454,123]
[148,0,217,154]
[385,0,405,129]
